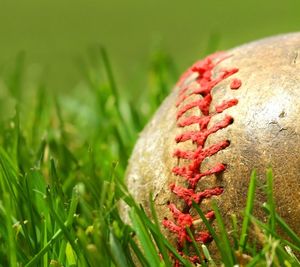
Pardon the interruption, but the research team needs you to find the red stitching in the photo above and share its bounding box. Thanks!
[230,78,242,89]
[163,52,241,264]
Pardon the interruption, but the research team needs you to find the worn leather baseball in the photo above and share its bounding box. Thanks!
[125,33,300,262]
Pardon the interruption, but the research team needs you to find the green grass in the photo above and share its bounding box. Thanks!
[0,48,299,267]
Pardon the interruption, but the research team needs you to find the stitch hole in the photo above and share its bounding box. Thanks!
[221,139,231,150]
[221,163,228,170]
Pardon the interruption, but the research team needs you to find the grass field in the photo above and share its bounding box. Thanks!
[0,46,300,267]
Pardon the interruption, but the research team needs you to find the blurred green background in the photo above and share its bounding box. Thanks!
[0,0,300,90]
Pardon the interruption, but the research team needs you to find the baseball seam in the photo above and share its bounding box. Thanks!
[163,52,242,264]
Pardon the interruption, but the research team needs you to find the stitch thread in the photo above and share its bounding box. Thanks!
[230,78,242,89]
[163,52,241,265]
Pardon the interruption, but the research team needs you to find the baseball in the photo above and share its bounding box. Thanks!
[125,33,300,263]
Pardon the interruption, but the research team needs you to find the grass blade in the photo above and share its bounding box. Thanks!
[212,201,236,265]
[239,170,257,251]
[149,193,172,266]
[129,207,161,267]
[108,229,130,267]
[266,168,276,233]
